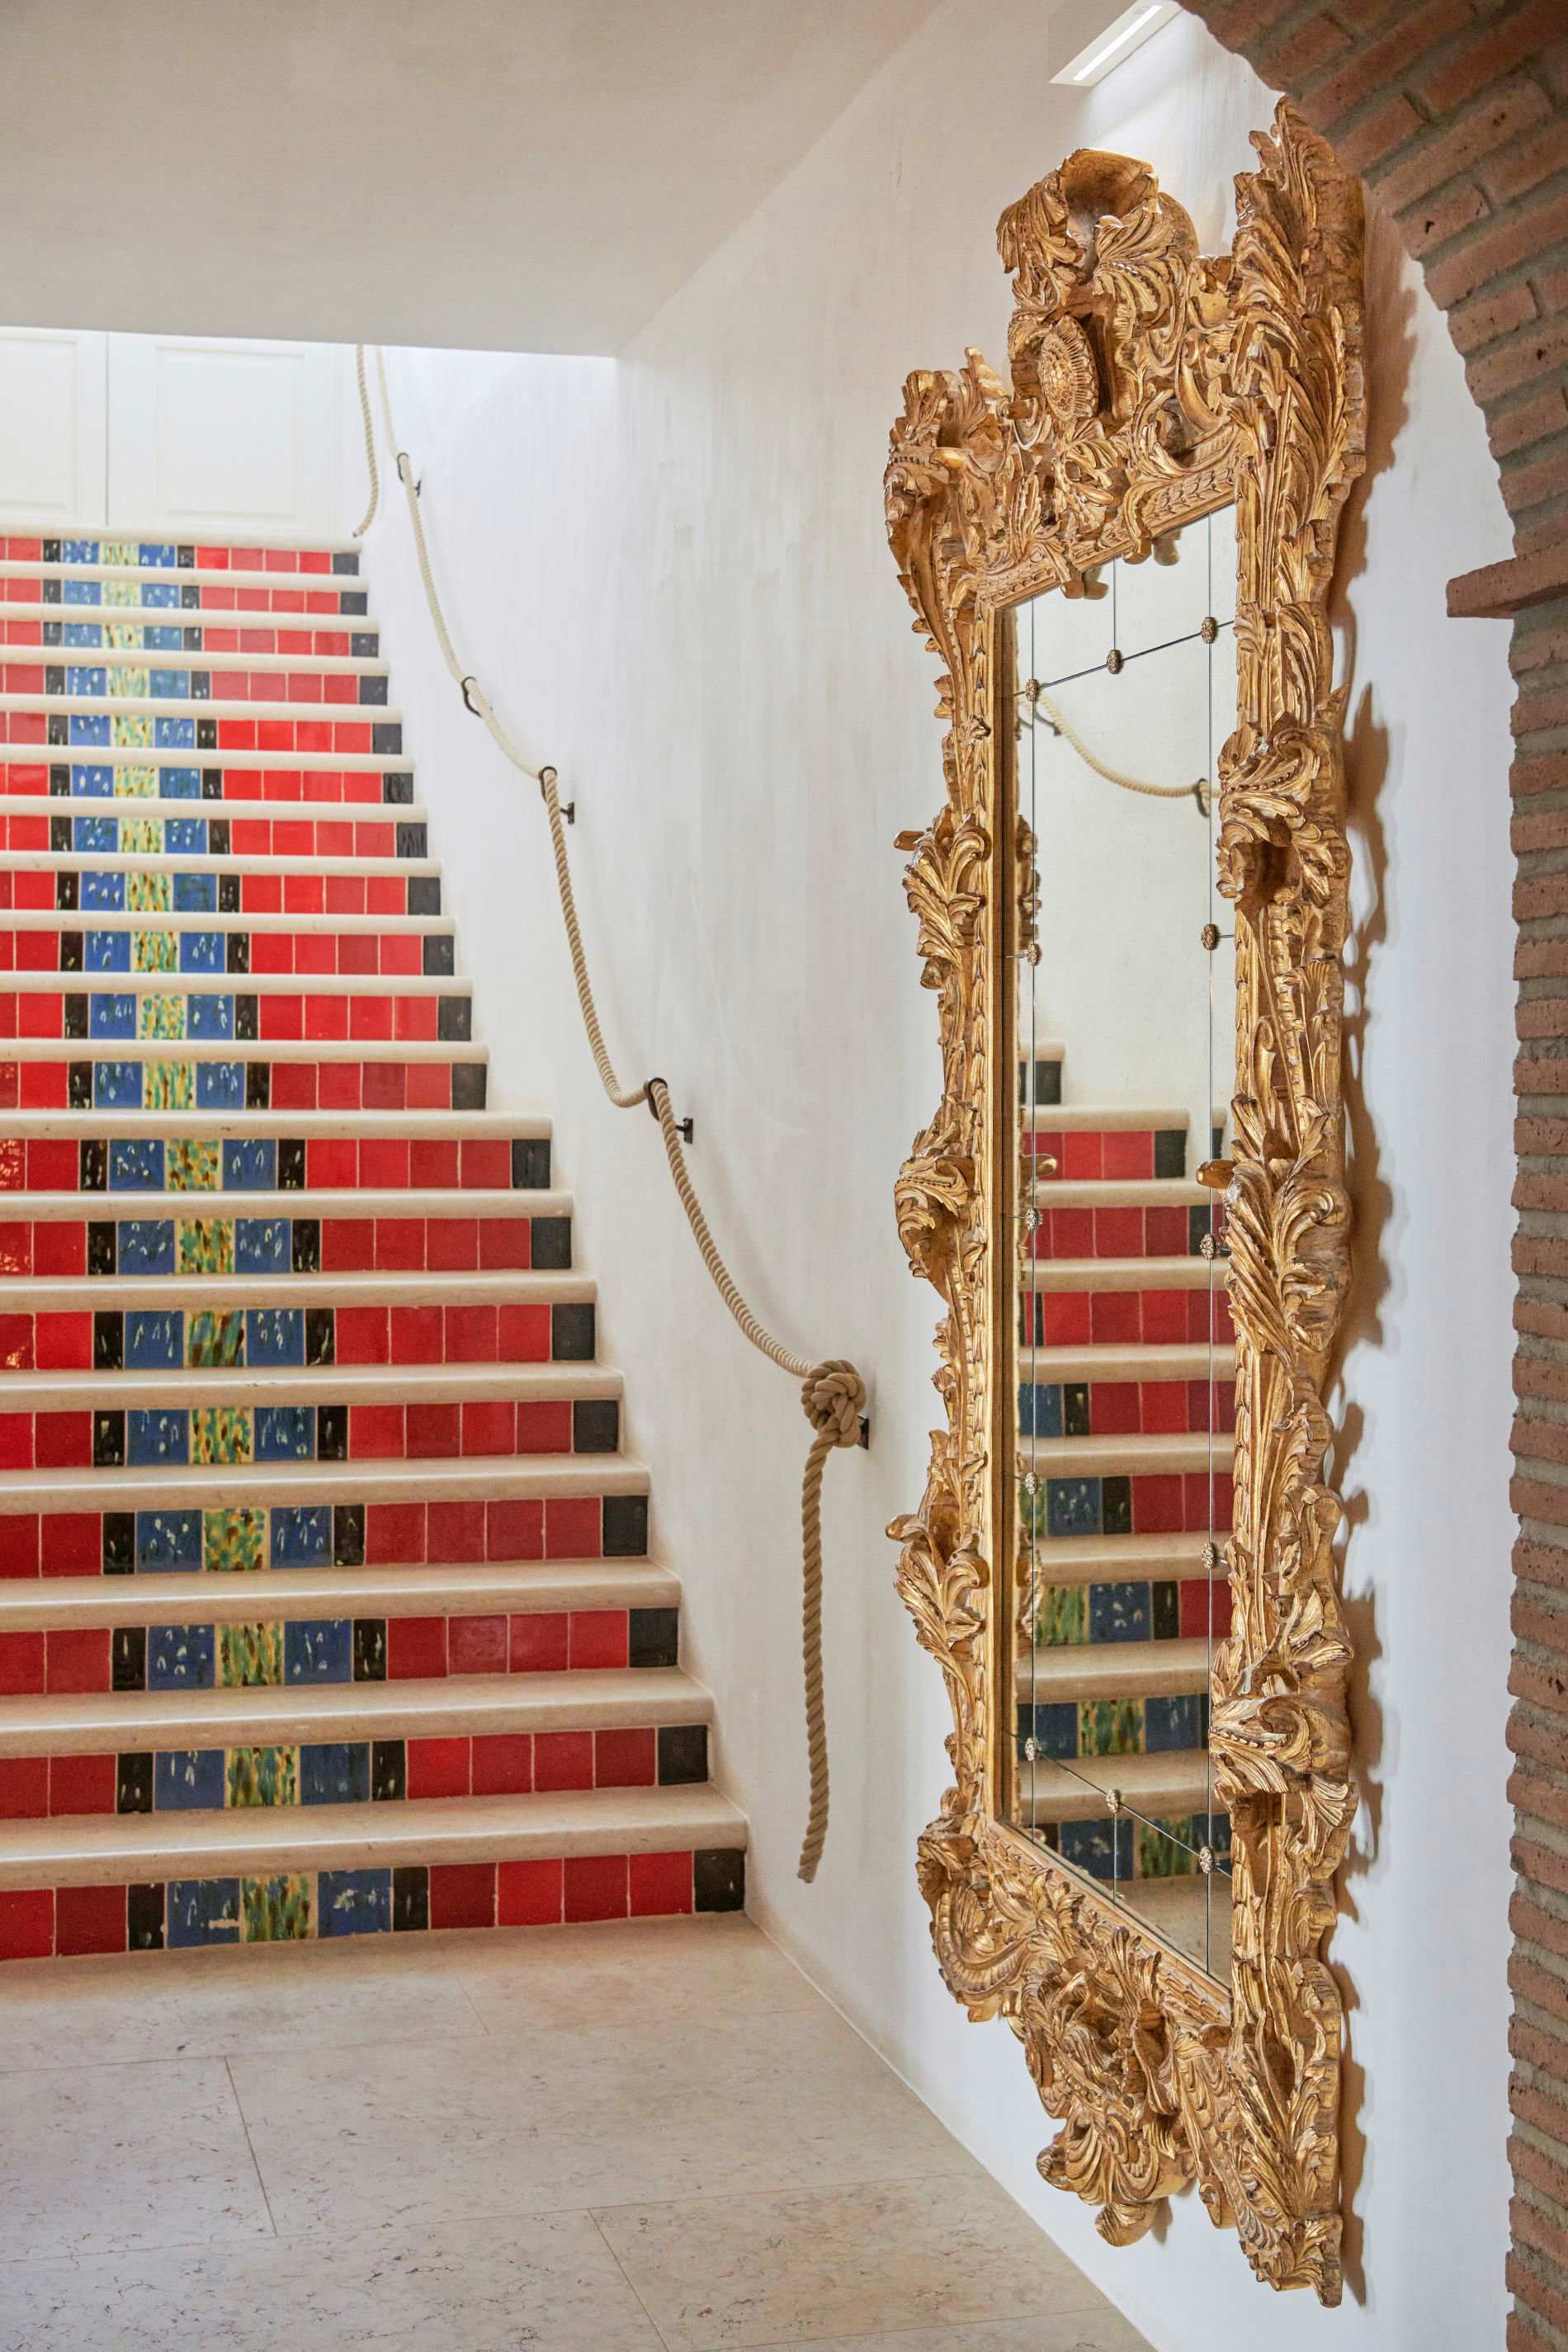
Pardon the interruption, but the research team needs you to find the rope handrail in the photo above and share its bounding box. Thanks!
[353,346,862,1882]
[1020,678,1211,812]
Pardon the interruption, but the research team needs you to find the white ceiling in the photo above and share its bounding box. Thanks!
[0,0,944,353]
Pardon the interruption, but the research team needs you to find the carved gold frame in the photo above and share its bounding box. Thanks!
[884,103,1363,2302]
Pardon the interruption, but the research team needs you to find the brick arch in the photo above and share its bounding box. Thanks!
[1178,3,1566,2343]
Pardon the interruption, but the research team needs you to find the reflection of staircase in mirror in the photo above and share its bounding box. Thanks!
[1017,1040,1233,1971]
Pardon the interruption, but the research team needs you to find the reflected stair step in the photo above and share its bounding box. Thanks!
[1023,1429,1220,1477]
[1028,1255,1213,1291]
[1020,1636,1211,1703]
[1018,1747,1211,1824]
[1029,1532,1220,1585]
[1020,1343,1230,1381]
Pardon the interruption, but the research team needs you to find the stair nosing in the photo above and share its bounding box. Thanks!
[0,1110,548,1136]
[1020,1636,1213,1701]
[1023,1430,1220,1475]
[1018,1749,1211,1823]
[1027,1256,1215,1290]
[1029,1533,1221,1584]
[0,1269,592,1310]
[1021,1343,1231,1381]
[0,971,462,996]
[2,1188,566,1218]
[0,1450,647,1513]
[0,1363,623,1412]
[0,696,403,729]
[0,1557,682,1630]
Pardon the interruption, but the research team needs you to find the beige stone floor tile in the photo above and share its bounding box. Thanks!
[744,2322,1151,2352]
[0,1934,485,2073]
[227,2003,970,2236]
[454,1913,825,2033]
[0,2212,664,2352]
[0,2057,270,2262]
[592,2174,1118,2350]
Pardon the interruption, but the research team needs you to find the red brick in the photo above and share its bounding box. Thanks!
[1512,2014,1568,2082]
[1497,390,1568,461]
[1334,94,1425,177]
[1514,611,1568,672]
[1508,443,1568,516]
[1308,0,1470,128]
[1513,2121,1568,2211]
[1516,752,1568,795]
[1514,1948,1568,2027]
[1509,2249,1568,2343]
[1514,2076,1568,2145]
[1485,117,1568,207]
[1376,77,1556,210]
[1418,0,1568,115]
[1260,12,1350,83]
[1400,176,1490,262]
[1429,186,1568,313]
[1512,2303,1566,2352]
[1470,314,1568,403]
[1515,681,1568,737]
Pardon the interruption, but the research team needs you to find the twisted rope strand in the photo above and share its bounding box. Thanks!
[1024,683,1211,808]
[357,346,862,1881]
[352,344,380,537]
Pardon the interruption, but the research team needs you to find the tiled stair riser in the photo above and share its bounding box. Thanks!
[0,1135,550,1189]
[0,620,378,659]
[0,1394,621,1471]
[0,711,403,757]
[0,1298,594,1374]
[0,866,435,914]
[0,989,471,1042]
[0,1208,564,1277]
[1020,1377,1236,1439]
[0,926,455,978]
[1029,1127,1188,1183]
[0,760,415,804]
[0,535,359,574]
[1,664,389,707]
[0,1056,486,1114]
[1031,1203,1219,1259]
[1024,1287,1235,1348]
[0,814,425,857]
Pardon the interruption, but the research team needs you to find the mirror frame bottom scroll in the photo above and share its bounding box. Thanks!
[885,101,1363,2302]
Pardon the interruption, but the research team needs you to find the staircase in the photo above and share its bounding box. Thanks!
[1016,1042,1232,1968]
[0,529,746,1959]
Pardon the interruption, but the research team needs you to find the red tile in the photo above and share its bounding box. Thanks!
[1093,1208,1143,1260]
[1103,1128,1154,1179]
[334,1307,389,1364]
[496,1306,548,1363]
[0,1889,53,1961]
[471,1734,531,1795]
[31,1140,86,1189]
[509,1611,568,1671]
[46,1626,110,1692]
[387,1617,446,1678]
[1141,1289,1189,1344]
[460,1400,516,1457]
[544,1497,600,1561]
[305,994,349,1042]
[459,1141,512,1188]
[425,1500,486,1564]
[0,1222,31,1276]
[428,1863,495,1930]
[259,994,304,1041]
[359,1139,409,1187]
[406,1736,470,1799]
[1180,1575,1228,1639]
[36,1413,92,1470]
[390,1306,444,1365]
[1088,1381,1140,1436]
[1141,1381,1189,1434]
[321,1218,375,1273]
[1088,1292,1139,1345]
[630,1850,692,1917]
[0,1314,33,1370]
[1040,1291,1089,1347]
[444,1306,497,1363]
[426,1218,478,1272]
[40,1514,98,1576]
[406,1402,460,1458]
[569,1611,628,1670]
[1060,1131,1103,1179]
[404,1063,447,1111]
[0,1515,39,1576]
[53,1882,126,1957]
[448,1614,508,1674]
[366,1500,425,1565]
[594,1727,655,1788]
[498,1858,562,1925]
[391,994,435,1039]
[1131,1476,1184,1536]
[0,1757,48,1817]
[1048,1207,1092,1259]
[1145,1207,1188,1255]
[49,1751,116,1815]
[375,1218,424,1272]
[489,1500,544,1561]
[410,1141,460,1188]
[35,1311,92,1371]
[533,1731,593,1792]
[0,1413,31,1471]
[478,1217,530,1271]
[564,1854,627,1924]
[319,1059,365,1114]
[347,1404,404,1460]
[0,1632,44,1693]
[350,995,394,1041]
[270,1064,318,1112]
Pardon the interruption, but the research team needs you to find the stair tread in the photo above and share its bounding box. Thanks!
[0,1781,747,1888]
[4,1037,484,1062]
[1021,1342,1230,1381]
[0,1450,647,1510]
[1023,1429,1221,1474]
[1018,1747,1213,1823]
[0,796,421,825]
[0,696,404,729]
[1028,1256,1214,1289]
[1028,1532,1219,1582]
[3,910,454,933]
[0,974,464,997]
[1024,1104,1188,1129]
[1034,1177,1211,1207]
[3,1188,565,1217]
[1021,1636,1212,1701]
[1,1269,591,1309]
[0,1109,547,1136]
[0,1363,621,1410]
[0,1557,681,1628]
[0,1666,711,1755]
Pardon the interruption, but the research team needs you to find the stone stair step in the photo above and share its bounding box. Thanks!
[1027,1530,1219,1584]
[1023,1429,1218,1477]
[1027,1255,1211,1290]
[1017,1748,1211,1825]
[1019,1636,1211,1702]
[0,1449,646,1515]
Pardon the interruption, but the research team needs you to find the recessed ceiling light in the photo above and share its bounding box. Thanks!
[1049,0,1180,87]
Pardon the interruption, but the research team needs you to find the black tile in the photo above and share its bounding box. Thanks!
[209,819,230,857]
[181,583,200,610]
[196,718,218,752]
[102,1513,135,1573]
[49,763,69,794]
[629,1607,679,1670]
[407,875,441,917]
[1155,1128,1187,1180]
[391,1864,428,1931]
[234,993,257,1041]
[41,538,60,562]
[573,1399,619,1455]
[177,544,195,569]
[332,551,361,576]
[47,715,67,744]
[183,626,202,654]
[226,934,249,974]
[42,621,61,649]
[1063,1382,1090,1438]
[371,723,402,756]
[93,1411,125,1468]
[551,1302,594,1363]
[350,633,378,659]
[245,1063,270,1109]
[436,994,470,1041]
[41,579,61,606]
[658,1724,708,1787]
[1021,1056,1062,1107]
[318,1403,348,1462]
[512,1137,550,1189]
[396,823,427,860]
[87,1221,116,1276]
[79,1137,106,1191]
[1188,1204,1212,1256]
[111,1627,147,1693]
[68,1061,92,1111]
[191,671,210,701]
[279,1138,306,1189]
[305,1306,335,1367]
[450,1062,485,1111]
[1101,1476,1132,1536]
[127,1882,165,1948]
[290,1218,320,1273]
[353,1620,387,1683]
[50,815,70,853]
[1152,1580,1180,1641]
[382,770,413,802]
[422,935,454,977]
[45,665,64,696]
[371,1737,405,1800]
[93,1311,123,1371]
[693,1848,744,1914]
[59,930,83,971]
[333,1504,365,1567]
[202,767,224,799]
[63,993,87,1038]
[116,1754,153,1816]
[359,674,389,706]
[531,1216,570,1270]
[55,870,78,911]
[602,1495,648,1558]
[340,590,369,616]
[218,874,240,914]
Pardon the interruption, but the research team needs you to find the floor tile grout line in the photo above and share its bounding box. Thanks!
[223,2052,281,2240]
[586,2207,681,2352]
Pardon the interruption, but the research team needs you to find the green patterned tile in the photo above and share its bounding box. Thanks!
[105,622,140,651]
[220,1622,282,1688]
[113,713,153,749]
[145,1059,194,1110]
[132,931,177,973]
[139,993,185,1039]
[193,1404,251,1465]
[115,763,158,798]
[1136,1817,1200,1879]
[187,1310,245,1368]
[204,1507,265,1575]
[121,817,163,859]
[1035,1585,1087,1648]
[228,1747,297,1808]
[1079,1698,1144,1759]
[167,1137,220,1190]
[243,1873,312,1941]
[104,577,140,605]
[127,869,171,914]
[179,1217,234,1274]
[108,664,150,698]
[102,541,140,568]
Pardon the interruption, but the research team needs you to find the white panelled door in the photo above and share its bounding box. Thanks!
[0,328,354,540]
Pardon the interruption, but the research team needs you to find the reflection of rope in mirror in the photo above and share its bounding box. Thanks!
[1019,679,1211,814]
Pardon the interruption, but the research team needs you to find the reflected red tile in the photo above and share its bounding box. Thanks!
[498,1858,562,1925]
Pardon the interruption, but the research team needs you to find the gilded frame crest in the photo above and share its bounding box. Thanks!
[884,103,1363,2301]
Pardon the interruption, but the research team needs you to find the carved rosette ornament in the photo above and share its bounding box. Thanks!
[884,106,1363,2301]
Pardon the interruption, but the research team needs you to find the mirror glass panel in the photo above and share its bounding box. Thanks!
[1008,510,1236,1977]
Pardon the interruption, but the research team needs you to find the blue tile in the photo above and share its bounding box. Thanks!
[155,1745,224,1807]
[109,1137,164,1189]
[271,1505,330,1566]
[172,872,216,914]
[69,714,111,745]
[65,665,106,697]
[139,543,175,568]
[1145,1694,1206,1753]
[128,1409,191,1466]
[63,581,100,605]
[1088,1581,1152,1645]
[117,1219,174,1275]
[73,815,116,852]
[1058,1819,1127,1882]
[234,1218,289,1274]
[64,622,103,649]
[161,765,200,797]
[286,1620,352,1684]
[135,1509,201,1571]
[148,1625,215,1690]
[81,871,125,911]
[257,1405,314,1462]
[319,1868,391,1936]
[145,626,182,653]
[179,933,223,973]
[165,819,206,857]
[1017,1702,1079,1760]
[71,763,112,796]
[88,993,136,1039]
[300,1740,368,1802]
[148,669,190,700]
[86,932,130,972]
[195,1060,243,1109]
[189,994,233,1041]
[246,1308,303,1366]
[63,538,100,564]
[1046,1477,1103,1539]
[1018,1382,1062,1438]
[153,716,196,750]
[142,581,178,609]
[125,1310,183,1368]
[224,1137,276,1191]
[167,1877,240,1947]
[93,1060,143,1109]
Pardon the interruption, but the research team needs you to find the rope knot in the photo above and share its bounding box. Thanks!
[801,1360,866,1449]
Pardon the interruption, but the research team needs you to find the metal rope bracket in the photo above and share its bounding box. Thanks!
[645,1078,694,1145]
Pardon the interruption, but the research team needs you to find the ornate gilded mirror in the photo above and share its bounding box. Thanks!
[886,105,1363,2299]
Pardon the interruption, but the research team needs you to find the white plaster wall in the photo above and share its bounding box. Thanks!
[361,8,1518,2345]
